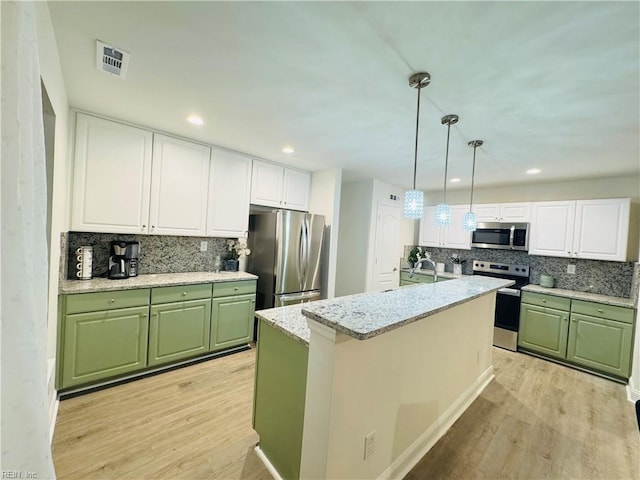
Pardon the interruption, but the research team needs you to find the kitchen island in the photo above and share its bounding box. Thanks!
[253,276,513,480]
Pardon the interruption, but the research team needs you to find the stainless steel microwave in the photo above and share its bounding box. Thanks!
[471,222,530,251]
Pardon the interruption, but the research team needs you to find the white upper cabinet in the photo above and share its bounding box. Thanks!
[529,201,576,257]
[148,134,211,236]
[206,149,252,238]
[250,159,310,211]
[71,113,153,234]
[283,168,311,211]
[473,202,531,222]
[419,205,471,250]
[572,198,630,261]
[530,198,631,261]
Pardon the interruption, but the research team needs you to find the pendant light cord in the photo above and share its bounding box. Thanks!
[412,85,421,190]
[443,123,451,203]
[469,143,477,212]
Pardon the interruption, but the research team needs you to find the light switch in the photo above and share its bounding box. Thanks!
[200,241,208,252]
[567,264,576,274]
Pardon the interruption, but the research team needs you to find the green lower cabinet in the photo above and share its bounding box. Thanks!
[62,306,149,389]
[148,299,212,367]
[210,294,255,351]
[254,320,308,480]
[567,313,633,378]
[518,304,569,359]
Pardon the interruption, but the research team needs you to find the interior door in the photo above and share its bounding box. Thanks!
[372,202,400,291]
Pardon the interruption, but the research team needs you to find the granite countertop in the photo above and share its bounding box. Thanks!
[59,271,258,294]
[400,268,462,279]
[255,304,310,346]
[522,285,635,308]
[301,276,514,341]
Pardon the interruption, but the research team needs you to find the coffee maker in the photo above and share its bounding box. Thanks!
[108,241,140,279]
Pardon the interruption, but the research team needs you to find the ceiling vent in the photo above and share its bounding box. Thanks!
[96,40,130,78]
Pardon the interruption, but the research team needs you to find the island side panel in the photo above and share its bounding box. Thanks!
[318,293,495,479]
[253,320,308,480]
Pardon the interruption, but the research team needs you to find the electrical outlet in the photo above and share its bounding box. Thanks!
[200,241,208,252]
[364,431,375,460]
[567,264,576,274]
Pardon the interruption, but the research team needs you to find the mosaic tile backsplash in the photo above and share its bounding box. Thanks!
[403,245,636,299]
[65,231,231,280]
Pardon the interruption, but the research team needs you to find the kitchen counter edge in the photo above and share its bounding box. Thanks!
[521,284,635,308]
[59,271,258,294]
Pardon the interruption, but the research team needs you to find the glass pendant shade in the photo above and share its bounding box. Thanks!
[404,190,424,219]
[463,211,477,231]
[434,203,451,226]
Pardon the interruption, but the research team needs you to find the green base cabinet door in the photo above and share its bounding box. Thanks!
[518,304,569,359]
[567,313,633,378]
[62,306,149,389]
[148,299,212,367]
[210,294,255,351]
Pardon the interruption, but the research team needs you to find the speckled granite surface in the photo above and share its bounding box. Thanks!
[65,232,231,279]
[60,272,257,294]
[521,285,635,308]
[301,276,513,341]
[255,305,310,346]
[403,245,635,298]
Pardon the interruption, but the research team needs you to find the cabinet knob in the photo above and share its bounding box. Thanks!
[234,287,239,290]
[597,309,603,313]
[182,292,187,296]
[152,312,158,316]
[142,225,146,229]
[542,299,546,303]
[152,225,156,229]
[142,313,147,318]
[562,317,567,321]
[109,299,115,303]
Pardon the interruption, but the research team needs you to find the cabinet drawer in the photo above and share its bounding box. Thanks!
[151,283,212,304]
[212,280,257,297]
[570,300,634,324]
[521,292,570,311]
[65,289,150,314]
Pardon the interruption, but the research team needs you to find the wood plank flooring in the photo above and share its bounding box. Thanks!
[52,347,639,480]
[406,348,640,480]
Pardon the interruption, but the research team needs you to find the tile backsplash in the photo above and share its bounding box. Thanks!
[64,231,232,280]
[403,245,635,299]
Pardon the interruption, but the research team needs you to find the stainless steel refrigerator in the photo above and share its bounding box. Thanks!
[247,210,324,309]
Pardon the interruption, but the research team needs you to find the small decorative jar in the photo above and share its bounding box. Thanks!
[224,259,239,272]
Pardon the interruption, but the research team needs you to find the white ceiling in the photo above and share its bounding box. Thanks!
[48,1,640,193]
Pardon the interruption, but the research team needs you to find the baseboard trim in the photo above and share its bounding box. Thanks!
[627,376,640,403]
[254,445,283,480]
[49,397,59,444]
[379,365,495,480]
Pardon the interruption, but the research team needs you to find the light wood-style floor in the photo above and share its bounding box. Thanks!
[52,347,639,480]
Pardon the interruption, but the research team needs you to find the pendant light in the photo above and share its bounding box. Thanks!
[403,72,431,219]
[463,140,483,231]
[435,114,458,226]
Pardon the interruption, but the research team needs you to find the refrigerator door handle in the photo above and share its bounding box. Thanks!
[302,216,311,286]
[297,221,305,291]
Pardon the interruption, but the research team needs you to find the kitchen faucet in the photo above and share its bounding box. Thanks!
[409,254,438,282]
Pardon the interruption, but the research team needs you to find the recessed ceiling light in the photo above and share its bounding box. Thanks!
[450,178,461,183]
[526,168,541,175]
[187,115,204,126]
[282,146,295,154]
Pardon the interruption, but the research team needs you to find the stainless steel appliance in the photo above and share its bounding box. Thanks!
[247,210,324,309]
[471,222,530,251]
[472,260,530,351]
[108,241,140,279]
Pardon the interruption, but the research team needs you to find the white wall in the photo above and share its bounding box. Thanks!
[335,180,373,296]
[335,179,413,296]
[35,0,71,437]
[309,168,342,299]
[425,173,640,206]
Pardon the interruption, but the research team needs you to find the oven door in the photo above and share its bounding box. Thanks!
[493,287,521,351]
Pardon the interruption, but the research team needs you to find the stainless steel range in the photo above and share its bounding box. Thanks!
[472,260,530,351]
